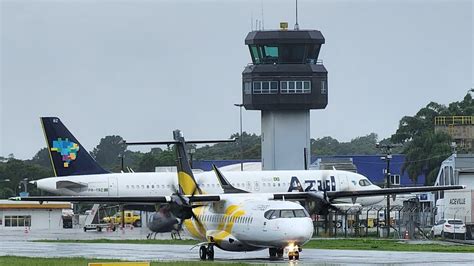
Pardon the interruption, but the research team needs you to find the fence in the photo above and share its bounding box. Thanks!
[312,204,441,239]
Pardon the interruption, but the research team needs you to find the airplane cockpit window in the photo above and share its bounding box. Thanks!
[359,179,372,186]
[264,209,309,219]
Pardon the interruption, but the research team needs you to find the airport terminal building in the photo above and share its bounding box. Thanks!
[0,200,71,230]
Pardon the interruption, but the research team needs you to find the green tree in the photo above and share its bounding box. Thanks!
[0,158,52,196]
[194,132,261,160]
[30,147,52,169]
[391,92,474,185]
[137,149,176,172]
[91,135,127,171]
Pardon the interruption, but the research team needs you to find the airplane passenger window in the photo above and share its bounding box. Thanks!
[147,185,149,189]
[126,185,129,189]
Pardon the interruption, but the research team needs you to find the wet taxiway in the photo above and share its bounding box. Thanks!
[0,229,473,265]
[1,240,473,265]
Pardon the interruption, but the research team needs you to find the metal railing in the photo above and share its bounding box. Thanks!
[435,116,474,126]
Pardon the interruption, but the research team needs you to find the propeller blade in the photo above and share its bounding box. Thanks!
[191,210,204,228]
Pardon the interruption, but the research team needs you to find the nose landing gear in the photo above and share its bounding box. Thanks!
[288,250,299,260]
[199,244,214,260]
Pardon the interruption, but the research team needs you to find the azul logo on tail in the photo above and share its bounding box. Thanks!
[50,138,79,168]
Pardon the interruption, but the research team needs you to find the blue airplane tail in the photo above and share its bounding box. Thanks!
[41,117,109,177]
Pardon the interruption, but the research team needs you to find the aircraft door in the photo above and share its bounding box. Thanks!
[108,176,119,196]
[254,181,260,191]
[246,181,252,191]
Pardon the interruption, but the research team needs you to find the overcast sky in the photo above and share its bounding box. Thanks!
[1,0,473,159]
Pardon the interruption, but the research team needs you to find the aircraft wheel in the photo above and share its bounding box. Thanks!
[276,248,284,258]
[97,226,102,232]
[289,254,294,260]
[199,246,207,260]
[207,244,214,260]
[294,251,300,260]
[269,248,277,258]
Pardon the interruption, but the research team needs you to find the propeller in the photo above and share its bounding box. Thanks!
[169,184,205,230]
[306,171,341,215]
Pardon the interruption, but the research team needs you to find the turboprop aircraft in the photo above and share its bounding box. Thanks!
[12,130,465,260]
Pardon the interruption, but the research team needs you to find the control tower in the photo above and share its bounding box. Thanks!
[242,26,328,170]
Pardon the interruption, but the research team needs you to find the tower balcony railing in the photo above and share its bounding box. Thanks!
[434,116,474,126]
[246,59,323,66]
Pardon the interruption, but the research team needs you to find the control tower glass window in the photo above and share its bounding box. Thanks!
[249,44,322,64]
[280,45,305,63]
[250,45,278,64]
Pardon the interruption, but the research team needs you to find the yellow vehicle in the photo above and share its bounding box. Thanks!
[103,211,141,227]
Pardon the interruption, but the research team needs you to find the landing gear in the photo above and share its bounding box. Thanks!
[199,246,207,260]
[276,248,284,258]
[269,248,277,258]
[207,244,215,260]
[199,244,214,260]
[269,248,284,260]
[288,251,299,260]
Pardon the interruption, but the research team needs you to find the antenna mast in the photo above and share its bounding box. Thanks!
[294,0,299,30]
[261,0,265,30]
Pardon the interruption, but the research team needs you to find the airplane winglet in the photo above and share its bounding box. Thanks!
[212,164,248,194]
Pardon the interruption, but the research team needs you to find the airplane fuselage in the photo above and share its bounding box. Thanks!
[184,195,314,252]
[35,169,384,206]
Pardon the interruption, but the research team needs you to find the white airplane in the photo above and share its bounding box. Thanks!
[36,117,386,207]
[13,129,465,261]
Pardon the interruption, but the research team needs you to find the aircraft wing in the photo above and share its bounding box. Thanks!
[325,185,465,199]
[9,195,221,204]
[272,185,465,201]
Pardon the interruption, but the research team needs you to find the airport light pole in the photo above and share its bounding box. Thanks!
[377,143,398,238]
[234,103,244,171]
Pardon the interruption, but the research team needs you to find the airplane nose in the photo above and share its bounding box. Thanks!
[280,218,313,245]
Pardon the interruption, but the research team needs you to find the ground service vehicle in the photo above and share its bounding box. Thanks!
[103,211,141,227]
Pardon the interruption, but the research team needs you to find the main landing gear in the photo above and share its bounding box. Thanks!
[269,246,300,261]
[269,248,285,260]
[199,243,214,260]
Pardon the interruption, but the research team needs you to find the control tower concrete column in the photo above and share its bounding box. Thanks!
[262,110,310,170]
[242,28,328,170]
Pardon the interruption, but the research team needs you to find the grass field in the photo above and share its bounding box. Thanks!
[34,238,474,253]
[0,256,257,266]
